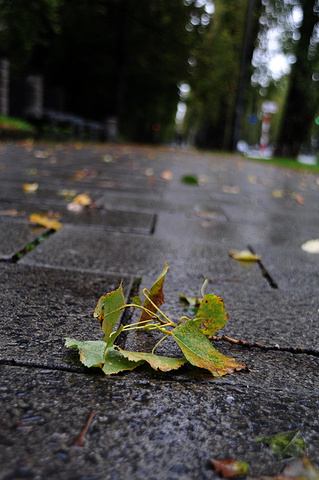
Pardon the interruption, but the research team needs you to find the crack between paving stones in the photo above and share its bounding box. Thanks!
[0,228,57,263]
[114,276,142,349]
[1,357,318,396]
[248,244,278,289]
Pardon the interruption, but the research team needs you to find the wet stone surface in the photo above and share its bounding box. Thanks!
[19,226,266,285]
[0,201,156,235]
[0,220,46,260]
[0,263,132,368]
[1,143,319,479]
[1,366,318,480]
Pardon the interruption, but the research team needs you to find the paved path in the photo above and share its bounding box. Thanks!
[0,142,318,480]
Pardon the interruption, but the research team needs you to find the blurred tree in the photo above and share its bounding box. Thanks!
[274,0,319,157]
[44,0,207,142]
[185,0,261,150]
[0,0,60,74]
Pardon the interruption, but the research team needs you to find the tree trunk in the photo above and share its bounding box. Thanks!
[275,0,319,158]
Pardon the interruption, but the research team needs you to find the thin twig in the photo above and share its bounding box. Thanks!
[73,411,95,446]
[211,335,319,358]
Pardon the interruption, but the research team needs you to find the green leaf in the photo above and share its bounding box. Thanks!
[106,324,124,348]
[116,347,187,372]
[181,174,199,185]
[93,283,126,342]
[256,430,307,460]
[139,263,169,323]
[210,458,250,478]
[65,338,106,368]
[102,347,144,375]
[131,296,142,307]
[195,294,229,336]
[172,320,247,377]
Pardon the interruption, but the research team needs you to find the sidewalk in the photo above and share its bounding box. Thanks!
[0,142,318,480]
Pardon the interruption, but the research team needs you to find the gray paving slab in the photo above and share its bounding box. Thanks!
[250,245,319,291]
[0,263,132,368]
[221,201,319,228]
[0,220,46,259]
[154,211,268,244]
[1,142,319,480]
[19,226,265,287]
[0,201,155,235]
[1,365,318,480]
[125,273,319,351]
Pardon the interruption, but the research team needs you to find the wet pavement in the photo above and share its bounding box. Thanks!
[0,142,318,480]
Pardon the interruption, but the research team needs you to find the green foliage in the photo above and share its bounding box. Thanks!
[256,430,307,460]
[93,283,126,343]
[0,115,36,134]
[65,265,248,377]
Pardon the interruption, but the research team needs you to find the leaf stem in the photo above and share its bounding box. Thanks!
[125,302,169,325]
[152,334,169,354]
[142,288,175,326]
[200,279,209,298]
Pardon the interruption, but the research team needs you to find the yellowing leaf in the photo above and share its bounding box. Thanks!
[102,347,144,374]
[229,249,260,261]
[116,347,187,372]
[256,430,307,460]
[23,183,39,193]
[301,239,319,254]
[29,213,62,230]
[291,193,305,205]
[195,294,229,336]
[271,189,284,198]
[71,193,92,206]
[65,338,106,368]
[93,283,126,342]
[211,459,250,478]
[222,185,239,194]
[161,170,173,180]
[101,154,113,163]
[139,263,169,323]
[172,320,247,377]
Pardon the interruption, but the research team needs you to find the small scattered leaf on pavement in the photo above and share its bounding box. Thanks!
[256,430,307,460]
[210,458,250,478]
[301,239,319,254]
[29,213,62,230]
[229,249,260,261]
[23,183,39,193]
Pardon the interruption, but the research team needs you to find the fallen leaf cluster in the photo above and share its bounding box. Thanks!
[65,264,248,377]
[211,431,318,480]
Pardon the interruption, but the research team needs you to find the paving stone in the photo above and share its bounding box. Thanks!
[1,366,318,480]
[20,226,265,286]
[250,245,319,291]
[0,263,132,368]
[221,202,319,228]
[0,201,155,234]
[96,189,163,213]
[0,220,46,259]
[154,211,269,244]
